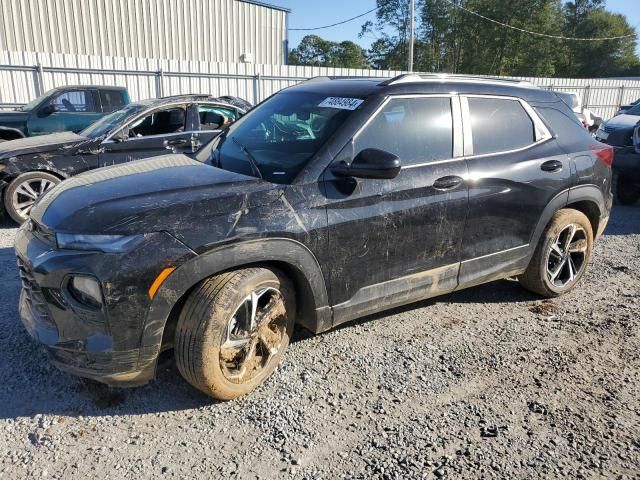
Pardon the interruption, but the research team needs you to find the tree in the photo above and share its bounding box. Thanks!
[360,0,639,77]
[557,3,640,77]
[289,35,370,68]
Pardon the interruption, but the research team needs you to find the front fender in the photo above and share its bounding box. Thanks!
[140,237,332,352]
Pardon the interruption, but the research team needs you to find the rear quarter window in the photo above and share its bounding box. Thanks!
[534,104,592,139]
[468,97,535,155]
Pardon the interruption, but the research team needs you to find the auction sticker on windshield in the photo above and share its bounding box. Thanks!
[318,97,364,110]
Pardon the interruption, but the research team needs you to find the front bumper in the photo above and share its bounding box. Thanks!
[15,223,196,386]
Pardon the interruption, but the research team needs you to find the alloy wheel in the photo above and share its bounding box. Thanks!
[11,177,57,219]
[219,287,288,384]
[545,223,588,288]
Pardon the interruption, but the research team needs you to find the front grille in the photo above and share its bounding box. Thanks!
[17,257,55,329]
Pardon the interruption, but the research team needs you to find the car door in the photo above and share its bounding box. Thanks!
[27,89,103,135]
[323,95,469,323]
[458,95,570,287]
[98,104,191,167]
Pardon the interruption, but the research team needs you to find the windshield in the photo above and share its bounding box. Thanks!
[80,104,146,138]
[17,89,55,112]
[212,91,361,183]
[627,102,640,115]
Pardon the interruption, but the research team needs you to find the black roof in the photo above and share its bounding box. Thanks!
[286,74,557,103]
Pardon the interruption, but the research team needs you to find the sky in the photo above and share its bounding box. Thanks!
[273,0,640,55]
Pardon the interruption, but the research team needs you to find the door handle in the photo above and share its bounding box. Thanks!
[541,160,563,172]
[433,175,464,190]
[167,138,188,146]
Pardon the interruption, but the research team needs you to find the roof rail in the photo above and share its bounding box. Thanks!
[380,73,535,87]
[159,93,214,99]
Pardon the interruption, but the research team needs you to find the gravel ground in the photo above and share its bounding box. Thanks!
[0,206,638,480]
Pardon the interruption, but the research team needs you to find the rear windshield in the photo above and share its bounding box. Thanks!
[212,91,361,183]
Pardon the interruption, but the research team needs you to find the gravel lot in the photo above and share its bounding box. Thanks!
[0,206,638,479]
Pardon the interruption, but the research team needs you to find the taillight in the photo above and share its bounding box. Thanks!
[591,144,613,167]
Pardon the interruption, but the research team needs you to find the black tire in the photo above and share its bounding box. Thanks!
[616,175,640,205]
[3,171,61,224]
[175,267,295,400]
[519,209,593,298]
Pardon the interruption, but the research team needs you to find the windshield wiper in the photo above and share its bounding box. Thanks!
[232,137,263,180]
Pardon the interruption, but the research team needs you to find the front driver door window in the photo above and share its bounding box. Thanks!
[324,95,469,320]
[99,105,190,167]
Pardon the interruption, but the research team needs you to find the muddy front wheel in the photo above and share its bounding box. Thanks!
[175,268,295,400]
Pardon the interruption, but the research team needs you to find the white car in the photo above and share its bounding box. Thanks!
[555,91,602,132]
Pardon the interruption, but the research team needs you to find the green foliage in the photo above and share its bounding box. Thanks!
[358,0,639,77]
[289,35,370,68]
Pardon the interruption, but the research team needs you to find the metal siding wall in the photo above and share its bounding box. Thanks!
[0,0,286,65]
[1,50,640,119]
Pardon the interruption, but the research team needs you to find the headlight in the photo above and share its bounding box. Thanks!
[56,233,146,253]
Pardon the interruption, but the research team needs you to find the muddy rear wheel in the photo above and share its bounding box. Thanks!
[175,267,295,400]
[519,208,593,297]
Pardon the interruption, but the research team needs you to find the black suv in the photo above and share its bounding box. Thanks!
[15,75,613,400]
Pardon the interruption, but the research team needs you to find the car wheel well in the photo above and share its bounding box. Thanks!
[565,200,600,235]
[160,260,319,350]
[0,131,25,141]
[6,169,66,184]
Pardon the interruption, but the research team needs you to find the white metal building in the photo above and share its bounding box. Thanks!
[0,0,290,65]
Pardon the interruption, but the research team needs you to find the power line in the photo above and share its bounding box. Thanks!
[444,0,638,41]
[289,6,379,31]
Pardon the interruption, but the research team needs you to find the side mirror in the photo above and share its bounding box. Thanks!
[40,104,57,116]
[331,148,401,179]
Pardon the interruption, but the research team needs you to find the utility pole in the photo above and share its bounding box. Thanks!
[408,0,415,72]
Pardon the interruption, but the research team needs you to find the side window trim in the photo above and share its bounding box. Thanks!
[461,94,553,158]
[352,93,461,169]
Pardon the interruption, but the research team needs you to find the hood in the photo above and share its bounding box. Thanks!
[604,114,640,129]
[0,132,86,159]
[31,154,281,235]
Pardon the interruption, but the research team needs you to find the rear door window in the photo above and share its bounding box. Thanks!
[354,96,453,166]
[467,97,535,155]
[51,90,99,113]
[99,90,127,113]
[197,104,237,130]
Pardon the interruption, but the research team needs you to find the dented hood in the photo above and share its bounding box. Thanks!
[0,132,86,159]
[31,154,279,235]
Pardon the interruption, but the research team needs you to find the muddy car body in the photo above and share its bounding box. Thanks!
[0,95,248,223]
[15,75,613,399]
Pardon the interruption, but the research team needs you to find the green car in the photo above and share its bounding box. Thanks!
[0,86,130,141]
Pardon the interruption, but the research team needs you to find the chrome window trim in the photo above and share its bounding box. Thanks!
[461,94,554,159]
[352,94,461,170]
[101,129,211,145]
